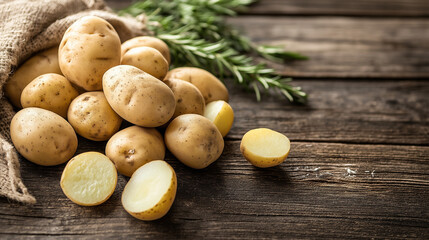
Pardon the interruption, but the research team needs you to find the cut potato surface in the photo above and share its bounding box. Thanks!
[240,128,290,168]
[122,160,177,221]
[204,100,234,137]
[61,152,117,206]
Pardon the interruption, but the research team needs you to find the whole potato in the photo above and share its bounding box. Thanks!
[121,36,171,64]
[164,78,205,119]
[164,67,229,103]
[121,46,169,80]
[103,65,176,127]
[20,73,78,118]
[5,47,62,108]
[106,126,165,177]
[10,107,78,166]
[59,16,121,91]
[165,114,224,169]
[67,91,122,141]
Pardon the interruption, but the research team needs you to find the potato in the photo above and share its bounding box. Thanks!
[165,114,224,169]
[122,160,177,221]
[164,78,205,119]
[240,128,290,168]
[4,47,62,108]
[103,65,175,127]
[10,107,78,166]
[121,36,171,64]
[20,73,78,118]
[67,91,122,141]
[121,46,169,80]
[106,126,165,177]
[204,100,234,137]
[164,67,228,103]
[61,152,117,206]
[59,16,121,91]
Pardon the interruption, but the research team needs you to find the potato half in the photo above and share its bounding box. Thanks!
[122,160,177,221]
[61,152,117,206]
[204,100,234,137]
[10,107,78,166]
[5,47,62,108]
[164,67,228,103]
[121,36,171,64]
[240,128,290,168]
[106,126,165,177]
[21,73,79,118]
[165,114,224,169]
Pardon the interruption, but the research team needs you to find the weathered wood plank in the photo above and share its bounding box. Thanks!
[0,140,427,238]
[105,0,429,17]
[228,16,429,78]
[248,0,429,17]
[227,80,429,145]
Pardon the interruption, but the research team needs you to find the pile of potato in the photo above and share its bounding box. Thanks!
[5,16,290,220]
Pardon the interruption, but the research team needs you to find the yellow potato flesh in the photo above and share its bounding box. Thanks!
[240,128,290,168]
[122,160,177,221]
[61,152,117,206]
[204,100,234,137]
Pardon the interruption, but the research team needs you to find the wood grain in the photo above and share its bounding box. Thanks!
[1,80,428,238]
[105,0,429,17]
[227,80,429,145]
[0,139,427,239]
[248,0,429,17]
[229,16,429,78]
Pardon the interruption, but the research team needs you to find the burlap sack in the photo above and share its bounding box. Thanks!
[0,0,149,204]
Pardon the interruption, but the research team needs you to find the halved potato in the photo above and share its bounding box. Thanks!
[204,100,234,137]
[60,152,117,206]
[122,160,177,221]
[240,128,290,168]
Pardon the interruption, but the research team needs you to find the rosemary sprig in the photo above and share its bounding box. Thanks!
[119,0,307,103]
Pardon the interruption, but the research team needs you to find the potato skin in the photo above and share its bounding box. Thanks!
[164,78,205,119]
[5,47,62,108]
[59,16,121,91]
[106,126,165,177]
[164,67,229,103]
[10,107,78,166]
[67,91,122,141]
[165,114,224,169]
[121,36,171,64]
[103,65,176,127]
[20,73,78,118]
[121,46,169,80]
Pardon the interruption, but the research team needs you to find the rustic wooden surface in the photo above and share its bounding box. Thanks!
[1,0,428,239]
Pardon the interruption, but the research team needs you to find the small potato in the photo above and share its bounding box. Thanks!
[164,78,205,119]
[204,100,234,137]
[103,65,175,127]
[121,36,171,64]
[122,160,177,221]
[164,67,228,103]
[61,152,117,206]
[10,107,78,166]
[67,92,122,141]
[106,126,165,177]
[165,114,224,169]
[5,47,62,108]
[20,73,79,118]
[240,128,290,168]
[121,46,169,80]
[59,16,121,91]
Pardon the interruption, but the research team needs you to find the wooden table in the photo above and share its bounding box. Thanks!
[1,0,428,238]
